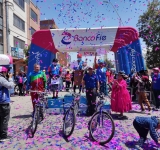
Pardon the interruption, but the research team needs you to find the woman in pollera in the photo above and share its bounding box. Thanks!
[111,71,132,119]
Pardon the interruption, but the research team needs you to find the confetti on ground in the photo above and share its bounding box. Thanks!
[1,93,159,150]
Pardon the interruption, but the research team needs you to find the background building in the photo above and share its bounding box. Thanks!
[56,52,71,66]
[0,0,40,73]
[40,19,58,29]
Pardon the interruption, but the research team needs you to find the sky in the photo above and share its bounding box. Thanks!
[32,0,149,66]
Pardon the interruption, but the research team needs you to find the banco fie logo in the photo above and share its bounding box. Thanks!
[61,31,107,45]
[61,32,72,45]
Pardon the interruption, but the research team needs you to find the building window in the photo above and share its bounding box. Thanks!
[14,37,25,49]
[0,2,2,17]
[13,14,25,31]
[31,9,37,22]
[13,0,25,10]
[0,44,3,54]
[30,27,36,36]
[0,17,2,30]
[0,30,2,44]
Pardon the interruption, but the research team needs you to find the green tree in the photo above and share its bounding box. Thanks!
[104,57,114,68]
[137,0,160,69]
[24,44,30,64]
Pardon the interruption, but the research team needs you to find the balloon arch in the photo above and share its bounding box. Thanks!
[27,27,145,76]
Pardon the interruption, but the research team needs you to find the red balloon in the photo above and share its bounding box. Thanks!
[77,53,82,58]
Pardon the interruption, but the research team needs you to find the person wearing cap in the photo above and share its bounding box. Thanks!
[111,71,132,119]
[82,67,100,116]
[0,66,14,141]
[133,116,160,149]
[48,58,62,98]
[152,67,160,110]
[96,58,107,95]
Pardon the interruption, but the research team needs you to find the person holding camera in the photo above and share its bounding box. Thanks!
[0,66,14,142]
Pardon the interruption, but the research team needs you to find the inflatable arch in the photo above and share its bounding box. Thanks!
[27,27,145,76]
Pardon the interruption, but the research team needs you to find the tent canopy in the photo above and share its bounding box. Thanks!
[31,27,139,54]
[0,54,13,65]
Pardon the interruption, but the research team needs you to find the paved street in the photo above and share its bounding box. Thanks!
[0,92,159,150]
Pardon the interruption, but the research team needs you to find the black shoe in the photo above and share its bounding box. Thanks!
[0,136,12,142]
[86,113,92,117]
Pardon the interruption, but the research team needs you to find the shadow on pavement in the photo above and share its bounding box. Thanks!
[25,124,34,139]
[127,110,144,114]
[111,114,128,120]
[125,141,136,148]
[125,141,158,150]
[83,135,109,148]
[12,114,31,119]
[58,130,69,142]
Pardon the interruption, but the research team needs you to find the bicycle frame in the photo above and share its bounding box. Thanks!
[96,93,110,126]
[29,90,48,108]
[69,93,81,114]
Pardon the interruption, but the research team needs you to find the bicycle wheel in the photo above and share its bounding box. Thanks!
[31,107,40,135]
[62,108,76,138]
[41,100,47,120]
[89,111,115,145]
[22,84,27,96]
[14,85,19,95]
[74,102,79,116]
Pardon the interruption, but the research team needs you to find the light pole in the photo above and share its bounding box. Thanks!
[4,0,13,55]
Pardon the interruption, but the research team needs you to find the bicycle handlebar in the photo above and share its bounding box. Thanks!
[69,92,81,97]
[29,90,48,95]
[97,93,105,98]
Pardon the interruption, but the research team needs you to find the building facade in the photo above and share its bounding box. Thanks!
[0,0,40,73]
[56,52,71,66]
[40,19,58,30]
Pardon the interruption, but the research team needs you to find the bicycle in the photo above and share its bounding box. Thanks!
[88,93,115,145]
[62,92,81,138]
[29,90,48,137]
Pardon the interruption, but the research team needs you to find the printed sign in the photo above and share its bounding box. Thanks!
[96,48,107,55]
[83,52,95,56]
[74,70,84,86]
[51,28,118,52]
[51,78,60,84]
[70,61,78,69]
